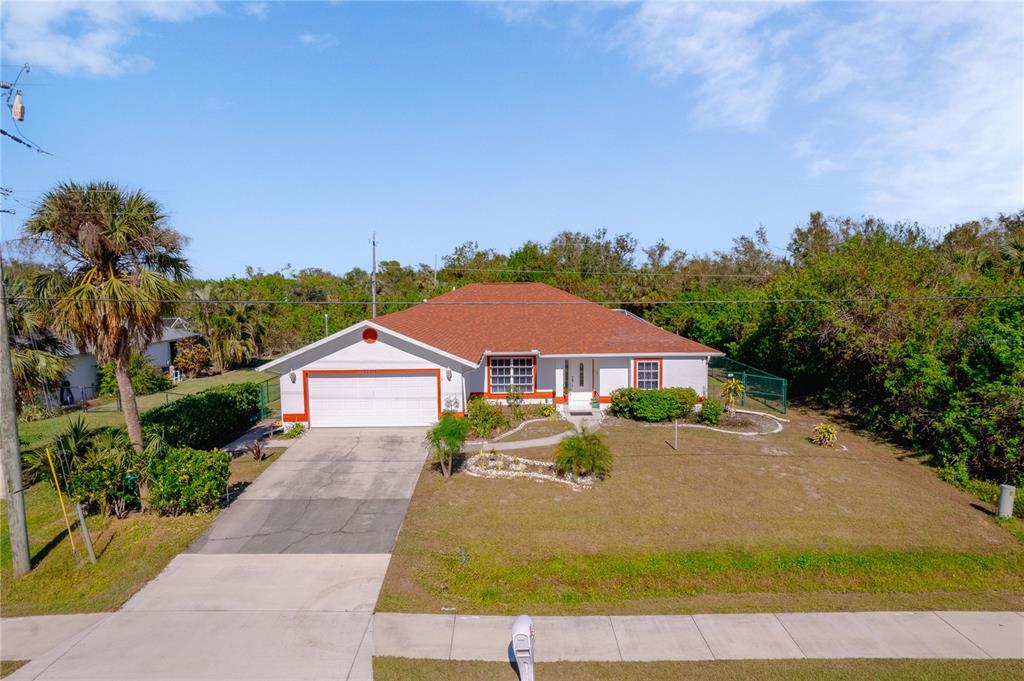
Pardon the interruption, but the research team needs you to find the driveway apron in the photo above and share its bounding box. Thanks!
[13,428,428,681]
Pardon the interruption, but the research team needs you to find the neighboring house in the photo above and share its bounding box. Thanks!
[61,323,199,404]
[258,282,722,428]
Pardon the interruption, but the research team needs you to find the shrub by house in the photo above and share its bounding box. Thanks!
[610,387,698,422]
[142,382,260,449]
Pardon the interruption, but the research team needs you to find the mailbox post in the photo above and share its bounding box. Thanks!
[511,614,535,681]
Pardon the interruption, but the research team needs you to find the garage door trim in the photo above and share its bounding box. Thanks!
[301,368,442,424]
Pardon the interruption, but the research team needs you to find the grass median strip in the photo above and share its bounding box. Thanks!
[378,546,1024,614]
[373,659,1024,681]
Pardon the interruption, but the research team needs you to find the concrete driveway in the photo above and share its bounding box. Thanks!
[12,428,428,681]
[191,428,426,554]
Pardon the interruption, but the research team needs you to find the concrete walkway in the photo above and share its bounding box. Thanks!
[465,413,603,453]
[374,611,1024,662]
[8,428,429,681]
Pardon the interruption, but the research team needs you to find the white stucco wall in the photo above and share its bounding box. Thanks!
[144,341,172,369]
[662,357,709,396]
[65,353,98,401]
[273,327,468,419]
[596,357,630,396]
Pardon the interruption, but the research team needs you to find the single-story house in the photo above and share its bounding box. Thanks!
[258,282,722,428]
[61,321,199,404]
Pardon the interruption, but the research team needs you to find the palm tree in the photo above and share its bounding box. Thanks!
[209,301,265,371]
[25,182,190,453]
[4,276,70,408]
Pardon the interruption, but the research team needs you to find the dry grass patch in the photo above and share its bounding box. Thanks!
[378,407,1023,614]
[373,658,1024,681]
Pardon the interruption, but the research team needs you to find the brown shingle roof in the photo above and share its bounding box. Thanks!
[374,283,720,362]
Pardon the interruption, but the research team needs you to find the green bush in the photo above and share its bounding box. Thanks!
[147,446,230,516]
[534,403,557,418]
[142,382,260,449]
[18,403,60,422]
[554,428,613,480]
[699,398,723,425]
[427,412,472,477]
[98,352,172,397]
[70,456,140,518]
[609,387,698,422]
[466,397,508,438]
[278,422,305,439]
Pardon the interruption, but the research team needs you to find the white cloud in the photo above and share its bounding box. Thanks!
[297,32,338,49]
[241,3,269,21]
[485,2,545,26]
[610,1,1023,221]
[0,1,219,77]
[615,2,793,131]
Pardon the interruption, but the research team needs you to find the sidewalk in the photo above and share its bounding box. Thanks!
[373,611,1024,662]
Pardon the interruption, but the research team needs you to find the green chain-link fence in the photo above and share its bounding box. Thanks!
[709,356,787,414]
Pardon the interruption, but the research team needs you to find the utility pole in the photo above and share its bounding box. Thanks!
[324,312,329,338]
[0,248,32,575]
[433,255,438,288]
[371,232,377,318]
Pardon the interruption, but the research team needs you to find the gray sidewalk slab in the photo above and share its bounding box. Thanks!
[122,553,390,612]
[28,611,370,680]
[935,611,1024,659]
[451,616,517,662]
[692,613,805,659]
[611,615,714,661]
[0,614,107,661]
[374,613,455,659]
[532,616,620,662]
[777,611,988,659]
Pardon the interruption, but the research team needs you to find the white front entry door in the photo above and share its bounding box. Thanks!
[306,372,438,427]
[568,359,592,401]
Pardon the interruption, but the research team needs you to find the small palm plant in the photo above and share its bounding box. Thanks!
[810,423,838,448]
[720,378,745,413]
[426,412,471,478]
[554,426,613,480]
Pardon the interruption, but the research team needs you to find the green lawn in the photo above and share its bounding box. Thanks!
[373,658,1024,681]
[1,444,281,617]
[0,661,28,678]
[17,369,273,454]
[378,408,1024,615]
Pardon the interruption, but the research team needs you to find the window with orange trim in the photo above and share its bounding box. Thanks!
[636,360,660,390]
[489,357,534,393]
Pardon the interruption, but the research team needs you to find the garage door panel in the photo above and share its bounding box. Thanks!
[307,372,438,428]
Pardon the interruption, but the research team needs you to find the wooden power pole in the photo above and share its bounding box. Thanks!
[371,232,377,319]
[0,249,32,575]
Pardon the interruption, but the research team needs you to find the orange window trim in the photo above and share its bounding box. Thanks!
[633,358,663,390]
[486,355,537,396]
[302,368,443,422]
[483,390,554,400]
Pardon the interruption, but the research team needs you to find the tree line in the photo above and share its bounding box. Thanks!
[6,182,1023,487]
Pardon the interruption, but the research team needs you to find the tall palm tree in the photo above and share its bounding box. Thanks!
[209,301,265,371]
[25,182,190,452]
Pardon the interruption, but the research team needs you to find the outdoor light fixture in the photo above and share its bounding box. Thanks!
[289,370,296,384]
[446,366,452,381]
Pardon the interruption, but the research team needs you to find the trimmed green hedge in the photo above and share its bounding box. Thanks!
[147,446,230,516]
[609,387,699,422]
[142,382,260,449]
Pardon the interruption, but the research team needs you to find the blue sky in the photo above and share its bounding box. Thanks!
[2,1,1021,279]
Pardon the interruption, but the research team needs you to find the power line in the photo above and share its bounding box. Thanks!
[441,267,772,278]
[6,294,1022,307]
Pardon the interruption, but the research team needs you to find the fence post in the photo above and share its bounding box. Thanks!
[258,382,268,420]
[741,372,747,407]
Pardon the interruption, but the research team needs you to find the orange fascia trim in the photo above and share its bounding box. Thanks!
[633,358,663,389]
[482,391,554,400]
[302,368,443,424]
[486,355,538,396]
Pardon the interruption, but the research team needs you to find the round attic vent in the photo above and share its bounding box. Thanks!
[362,327,378,343]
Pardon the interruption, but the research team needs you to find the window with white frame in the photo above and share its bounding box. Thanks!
[636,360,660,390]
[490,357,534,393]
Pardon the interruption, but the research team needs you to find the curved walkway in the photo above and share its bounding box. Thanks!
[463,414,602,452]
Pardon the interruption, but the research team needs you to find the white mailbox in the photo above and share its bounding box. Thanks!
[511,614,535,681]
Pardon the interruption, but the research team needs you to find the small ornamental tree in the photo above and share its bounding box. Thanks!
[426,412,471,478]
[720,378,745,413]
[174,340,211,378]
[810,423,838,447]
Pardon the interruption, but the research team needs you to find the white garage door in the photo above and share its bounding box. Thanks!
[307,372,438,427]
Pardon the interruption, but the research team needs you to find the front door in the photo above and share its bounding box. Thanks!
[568,359,592,401]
